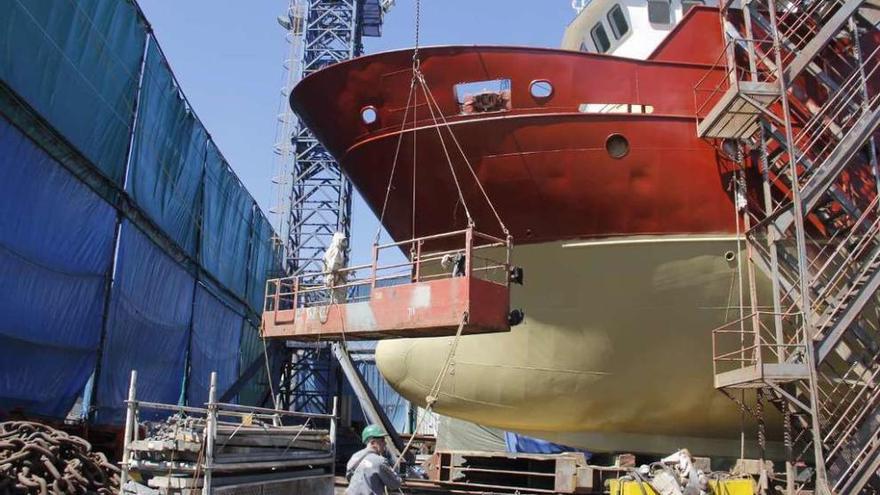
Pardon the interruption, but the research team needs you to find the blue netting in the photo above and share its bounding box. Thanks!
[246,213,277,313]
[0,117,116,418]
[353,360,409,433]
[201,142,252,297]
[95,222,194,424]
[0,0,145,183]
[238,320,268,407]
[0,1,283,421]
[126,39,206,256]
[187,284,244,407]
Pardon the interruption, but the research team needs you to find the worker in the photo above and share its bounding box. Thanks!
[440,252,466,277]
[345,424,402,495]
[323,232,348,302]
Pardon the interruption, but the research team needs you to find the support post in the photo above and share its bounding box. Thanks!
[202,372,218,495]
[330,396,338,458]
[119,370,137,492]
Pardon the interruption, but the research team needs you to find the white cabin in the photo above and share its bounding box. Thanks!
[562,0,720,59]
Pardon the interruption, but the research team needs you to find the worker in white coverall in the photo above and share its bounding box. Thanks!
[323,232,348,303]
[345,424,402,495]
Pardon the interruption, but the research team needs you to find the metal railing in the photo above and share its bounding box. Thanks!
[119,370,337,495]
[263,226,512,317]
[712,311,808,377]
[693,37,780,125]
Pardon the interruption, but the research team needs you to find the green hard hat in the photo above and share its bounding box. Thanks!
[361,424,386,444]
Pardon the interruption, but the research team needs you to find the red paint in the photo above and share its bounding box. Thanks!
[290,8,735,245]
[261,276,510,340]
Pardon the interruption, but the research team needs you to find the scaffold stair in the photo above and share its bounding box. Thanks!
[701,0,880,491]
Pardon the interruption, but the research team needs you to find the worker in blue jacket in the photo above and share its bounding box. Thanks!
[345,424,402,495]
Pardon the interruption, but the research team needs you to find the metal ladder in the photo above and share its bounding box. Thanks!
[699,1,880,492]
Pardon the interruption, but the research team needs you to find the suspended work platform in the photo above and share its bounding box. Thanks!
[261,227,518,340]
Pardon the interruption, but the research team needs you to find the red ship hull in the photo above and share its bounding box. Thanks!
[290,7,736,245]
[287,8,779,454]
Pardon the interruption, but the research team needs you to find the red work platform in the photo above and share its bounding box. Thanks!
[261,228,516,341]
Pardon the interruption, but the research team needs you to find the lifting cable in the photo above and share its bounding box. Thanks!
[365,1,508,483]
[373,0,509,243]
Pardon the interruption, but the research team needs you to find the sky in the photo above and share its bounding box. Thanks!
[137,0,577,264]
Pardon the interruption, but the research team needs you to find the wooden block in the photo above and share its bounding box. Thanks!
[615,453,636,468]
[148,476,202,489]
[576,466,595,491]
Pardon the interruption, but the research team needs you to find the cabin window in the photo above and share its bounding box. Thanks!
[590,23,611,53]
[682,0,704,15]
[647,0,672,25]
[454,79,511,114]
[607,5,629,40]
[530,80,554,99]
[606,134,630,159]
[361,106,378,125]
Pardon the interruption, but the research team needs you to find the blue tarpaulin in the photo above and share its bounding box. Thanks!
[187,284,243,407]
[95,222,194,423]
[354,360,409,432]
[127,39,206,256]
[0,0,145,183]
[201,142,252,297]
[247,213,278,313]
[238,320,268,407]
[0,117,116,417]
[0,1,282,422]
[504,432,591,459]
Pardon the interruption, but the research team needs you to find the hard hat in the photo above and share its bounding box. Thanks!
[361,424,387,444]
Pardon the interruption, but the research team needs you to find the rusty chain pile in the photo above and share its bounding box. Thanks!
[0,421,119,495]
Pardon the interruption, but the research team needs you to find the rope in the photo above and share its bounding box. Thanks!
[392,311,468,471]
[412,74,419,240]
[416,72,473,225]
[259,327,281,410]
[374,78,418,244]
[418,74,510,236]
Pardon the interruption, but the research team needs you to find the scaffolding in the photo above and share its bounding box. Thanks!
[270,0,389,414]
[696,1,880,493]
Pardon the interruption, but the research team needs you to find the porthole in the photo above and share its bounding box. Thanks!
[361,106,378,125]
[605,134,630,159]
[530,80,553,99]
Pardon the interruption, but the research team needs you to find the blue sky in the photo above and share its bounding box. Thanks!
[138,1,576,263]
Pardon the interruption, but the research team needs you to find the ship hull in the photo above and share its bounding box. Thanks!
[287,8,763,454]
[376,235,776,455]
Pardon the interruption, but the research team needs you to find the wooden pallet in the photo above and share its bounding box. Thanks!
[427,450,596,494]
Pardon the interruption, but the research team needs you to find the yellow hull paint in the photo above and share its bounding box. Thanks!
[376,236,776,456]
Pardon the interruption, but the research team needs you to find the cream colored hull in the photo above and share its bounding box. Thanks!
[376,235,777,456]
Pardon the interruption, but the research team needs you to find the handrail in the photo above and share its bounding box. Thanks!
[693,37,778,121]
[264,226,513,316]
[711,311,808,376]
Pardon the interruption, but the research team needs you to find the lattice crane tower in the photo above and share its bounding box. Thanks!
[271,0,391,279]
[270,0,392,413]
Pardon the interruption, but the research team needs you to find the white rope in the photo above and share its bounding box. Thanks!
[416,71,473,225]
[374,78,418,244]
[259,327,280,410]
[418,73,510,236]
[392,311,468,472]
